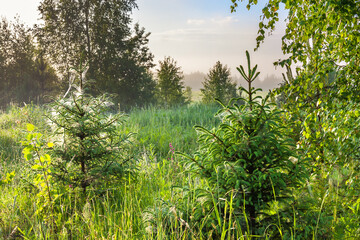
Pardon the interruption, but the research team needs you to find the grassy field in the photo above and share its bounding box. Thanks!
[190,90,268,103]
[1,103,360,239]
[0,103,220,239]
[190,90,202,102]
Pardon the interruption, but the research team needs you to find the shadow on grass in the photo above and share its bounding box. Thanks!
[0,134,22,163]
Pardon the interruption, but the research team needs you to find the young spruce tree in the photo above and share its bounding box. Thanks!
[180,51,306,236]
[48,67,133,194]
[201,61,238,104]
[157,57,186,106]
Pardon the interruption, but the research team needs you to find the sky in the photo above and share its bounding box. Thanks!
[0,0,288,78]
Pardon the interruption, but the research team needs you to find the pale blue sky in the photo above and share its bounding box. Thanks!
[0,0,288,78]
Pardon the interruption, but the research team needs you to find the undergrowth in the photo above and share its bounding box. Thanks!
[1,101,360,239]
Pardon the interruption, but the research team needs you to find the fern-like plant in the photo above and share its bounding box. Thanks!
[180,51,306,236]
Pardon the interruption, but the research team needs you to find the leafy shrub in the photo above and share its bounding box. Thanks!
[21,123,58,236]
[0,171,15,187]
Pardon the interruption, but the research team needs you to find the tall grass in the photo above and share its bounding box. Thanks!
[122,103,220,157]
[1,103,360,239]
[0,104,48,164]
[0,103,220,239]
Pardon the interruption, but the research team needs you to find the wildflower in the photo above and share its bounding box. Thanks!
[169,143,175,154]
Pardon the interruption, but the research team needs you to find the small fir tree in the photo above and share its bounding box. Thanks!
[201,61,238,104]
[180,52,307,236]
[48,67,133,194]
[156,57,186,106]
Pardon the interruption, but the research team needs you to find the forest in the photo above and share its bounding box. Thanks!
[0,0,359,239]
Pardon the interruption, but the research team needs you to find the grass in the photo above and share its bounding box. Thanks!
[122,103,220,157]
[191,90,202,102]
[190,90,268,103]
[1,103,360,239]
[0,103,220,239]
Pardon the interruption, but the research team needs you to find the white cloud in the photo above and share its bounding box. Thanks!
[186,16,239,27]
[210,16,239,26]
[187,19,206,26]
[153,28,218,38]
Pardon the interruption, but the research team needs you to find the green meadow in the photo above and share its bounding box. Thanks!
[1,100,360,239]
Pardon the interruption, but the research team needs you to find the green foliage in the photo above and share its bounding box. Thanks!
[38,0,156,107]
[1,101,360,238]
[201,61,238,104]
[0,171,15,186]
[230,2,360,237]
[181,52,307,236]
[230,0,360,169]
[230,0,359,128]
[48,70,134,194]
[0,18,59,108]
[0,104,50,169]
[20,123,58,236]
[230,0,359,71]
[0,0,358,237]
[184,86,193,103]
[156,57,187,106]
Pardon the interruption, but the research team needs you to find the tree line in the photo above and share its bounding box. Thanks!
[0,18,58,107]
[0,0,241,110]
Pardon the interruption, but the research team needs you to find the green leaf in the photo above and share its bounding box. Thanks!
[27,124,35,132]
[32,164,43,170]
